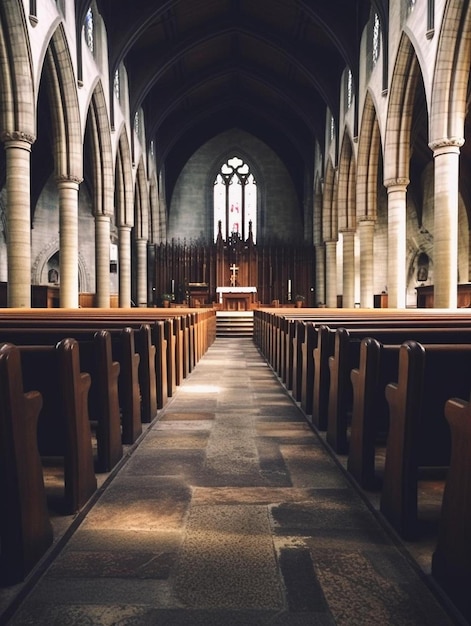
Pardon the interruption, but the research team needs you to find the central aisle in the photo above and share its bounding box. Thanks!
[7,338,459,625]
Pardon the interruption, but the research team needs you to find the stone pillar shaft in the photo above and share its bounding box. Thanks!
[359,219,375,308]
[136,237,148,307]
[325,240,337,307]
[385,180,408,309]
[57,178,80,308]
[119,225,132,307]
[95,214,111,308]
[432,142,461,308]
[315,244,325,306]
[4,138,32,307]
[342,230,355,308]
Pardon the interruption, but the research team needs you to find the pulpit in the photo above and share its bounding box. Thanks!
[216,286,257,310]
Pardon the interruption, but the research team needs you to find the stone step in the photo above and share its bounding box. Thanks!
[216,311,254,337]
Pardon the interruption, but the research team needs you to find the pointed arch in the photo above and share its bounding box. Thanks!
[357,92,382,219]
[0,1,35,138]
[85,82,114,216]
[44,24,83,182]
[134,157,149,239]
[115,128,134,227]
[429,1,471,144]
[384,33,422,185]
[322,158,337,242]
[337,132,356,231]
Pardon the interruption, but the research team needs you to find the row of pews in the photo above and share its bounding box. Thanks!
[254,307,471,622]
[0,307,216,587]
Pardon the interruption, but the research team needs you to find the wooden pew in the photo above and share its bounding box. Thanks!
[312,324,335,429]
[151,320,169,407]
[381,341,471,540]
[85,330,122,472]
[134,324,157,422]
[347,338,399,488]
[0,343,53,585]
[325,325,471,453]
[0,326,142,447]
[432,391,471,622]
[19,339,97,514]
[300,323,318,416]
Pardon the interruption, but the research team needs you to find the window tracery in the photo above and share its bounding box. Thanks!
[213,156,257,243]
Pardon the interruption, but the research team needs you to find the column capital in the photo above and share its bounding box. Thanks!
[56,174,83,186]
[94,212,111,222]
[383,177,409,190]
[0,130,35,146]
[428,137,464,153]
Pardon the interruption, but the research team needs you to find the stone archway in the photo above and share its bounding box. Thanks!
[32,239,91,293]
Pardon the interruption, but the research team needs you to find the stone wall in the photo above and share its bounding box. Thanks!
[168,129,303,245]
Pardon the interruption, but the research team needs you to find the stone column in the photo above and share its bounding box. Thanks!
[118,224,132,307]
[2,133,33,307]
[315,243,325,306]
[341,229,355,308]
[95,213,111,308]
[325,240,338,307]
[147,241,155,305]
[384,178,408,309]
[135,237,148,307]
[430,140,462,308]
[57,176,81,308]
[359,218,375,308]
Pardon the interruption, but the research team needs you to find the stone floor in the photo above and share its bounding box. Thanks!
[0,338,467,625]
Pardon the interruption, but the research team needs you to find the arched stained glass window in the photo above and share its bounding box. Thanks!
[346,69,353,110]
[213,156,257,243]
[372,13,380,66]
[85,7,94,54]
[114,69,120,102]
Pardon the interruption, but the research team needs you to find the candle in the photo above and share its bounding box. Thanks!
[171,279,175,294]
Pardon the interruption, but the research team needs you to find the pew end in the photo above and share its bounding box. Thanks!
[0,343,53,585]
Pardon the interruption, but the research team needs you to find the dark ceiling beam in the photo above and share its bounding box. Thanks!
[144,63,323,139]
[127,25,341,119]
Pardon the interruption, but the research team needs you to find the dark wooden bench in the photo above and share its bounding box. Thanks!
[0,326,142,447]
[432,390,471,622]
[19,339,98,514]
[380,341,471,539]
[0,343,53,585]
[324,325,471,452]
[300,323,318,416]
[0,308,216,398]
[312,324,335,429]
[347,338,400,488]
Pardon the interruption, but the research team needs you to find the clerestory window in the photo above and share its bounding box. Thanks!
[372,13,380,66]
[85,7,94,54]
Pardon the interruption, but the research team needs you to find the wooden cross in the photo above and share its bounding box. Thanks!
[229,263,239,286]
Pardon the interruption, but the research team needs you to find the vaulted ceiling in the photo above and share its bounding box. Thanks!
[80,0,388,202]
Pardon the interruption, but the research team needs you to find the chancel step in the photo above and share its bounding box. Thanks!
[216,311,254,337]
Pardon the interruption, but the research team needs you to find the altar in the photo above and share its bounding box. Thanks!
[216,286,257,310]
